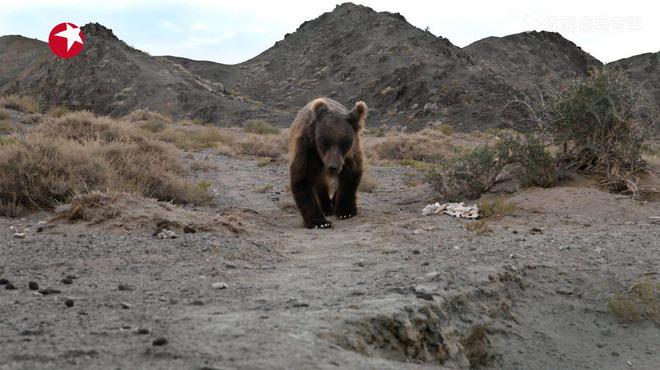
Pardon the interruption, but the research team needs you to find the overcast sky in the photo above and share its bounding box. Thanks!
[1,0,657,64]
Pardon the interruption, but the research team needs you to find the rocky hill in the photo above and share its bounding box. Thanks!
[168,3,528,130]
[464,31,602,101]
[0,24,283,124]
[0,3,656,130]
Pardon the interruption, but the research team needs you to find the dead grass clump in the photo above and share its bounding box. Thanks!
[478,196,516,218]
[126,109,173,133]
[358,171,378,193]
[1,95,40,113]
[371,130,445,162]
[243,119,279,135]
[233,133,287,159]
[436,123,455,136]
[157,126,232,150]
[608,278,659,323]
[47,105,70,118]
[0,112,211,216]
[465,220,492,234]
[0,109,9,120]
[0,120,13,135]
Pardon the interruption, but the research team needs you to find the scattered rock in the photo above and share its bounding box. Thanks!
[556,287,575,295]
[117,283,134,291]
[136,328,150,335]
[61,278,73,285]
[183,225,196,234]
[13,232,26,239]
[211,282,228,290]
[66,274,77,280]
[152,337,168,346]
[0,278,9,285]
[28,281,39,290]
[64,298,75,307]
[191,300,205,306]
[39,288,62,295]
[156,229,178,239]
[5,282,17,290]
[120,302,132,309]
[412,249,421,255]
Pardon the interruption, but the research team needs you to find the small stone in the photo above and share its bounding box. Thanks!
[136,328,150,335]
[120,302,132,309]
[61,278,73,285]
[64,299,74,307]
[117,284,133,291]
[183,226,196,234]
[412,249,421,255]
[5,283,17,290]
[37,226,44,233]
[13,232,26,239]
[211,282,228,290]
[156,229,177,239]
[152,337,168,346]
[66,274,77,280]
[0,278,9,285]
[626,360,632,367]
[39,288,62,295]
[190,300,204,306]
[28,281,39,290]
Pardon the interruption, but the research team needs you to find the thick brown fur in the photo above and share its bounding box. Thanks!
[288,97,367,229]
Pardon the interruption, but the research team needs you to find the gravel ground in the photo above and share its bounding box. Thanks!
[1,154,659,370]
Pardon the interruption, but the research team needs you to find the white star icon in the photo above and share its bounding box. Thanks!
[55,23,83,52]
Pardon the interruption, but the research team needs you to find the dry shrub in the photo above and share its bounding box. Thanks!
[0,120,13,135]
[550,68,650,196]
[47,105,70,118]
[426,134,556,201]
[157,125,232,150]
[243,119,279,135]
[371,130,445,162]
[1,95,40,113]
[0,112,211,216]
[465,220,492,234]
[358,171,378,193]
[233,133,287,159]
[608,278,659,323]
[436,123,455,136]
[478,196,516,218]
[126,109,172,133]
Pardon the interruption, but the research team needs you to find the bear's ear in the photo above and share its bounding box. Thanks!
[311,99,329,122]
[347,101,368,131]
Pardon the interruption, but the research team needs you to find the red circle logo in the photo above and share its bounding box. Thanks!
[48,22,84,59]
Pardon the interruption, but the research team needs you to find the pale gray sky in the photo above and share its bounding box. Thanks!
[1,0,658,63]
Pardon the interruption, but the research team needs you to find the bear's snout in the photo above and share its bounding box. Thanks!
[323,151,344,173]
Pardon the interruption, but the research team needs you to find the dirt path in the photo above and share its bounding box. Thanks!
[1,154,659,370]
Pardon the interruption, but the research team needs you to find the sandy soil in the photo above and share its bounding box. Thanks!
[1,152,659,370]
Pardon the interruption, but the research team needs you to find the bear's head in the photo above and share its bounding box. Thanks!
[311,100,367,173]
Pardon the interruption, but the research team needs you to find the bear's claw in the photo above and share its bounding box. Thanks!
[313,222,332,229]
[337,213,355,220]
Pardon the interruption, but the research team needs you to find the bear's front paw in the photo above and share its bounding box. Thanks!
[305,217,333,229]
[335,203,357,220]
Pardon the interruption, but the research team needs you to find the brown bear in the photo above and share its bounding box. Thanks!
[288,97,368,229]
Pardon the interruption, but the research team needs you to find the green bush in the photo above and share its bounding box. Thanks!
[426,134,556,201]
[550,68,649,195]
